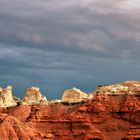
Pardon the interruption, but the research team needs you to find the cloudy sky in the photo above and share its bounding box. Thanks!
[0,0,140,99]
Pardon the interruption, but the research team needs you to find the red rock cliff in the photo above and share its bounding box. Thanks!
[0,81,139,140]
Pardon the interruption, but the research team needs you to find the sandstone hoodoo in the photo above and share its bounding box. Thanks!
[61,87,88,104]
[0,85,17,107]
[22,86,47,105]
[0,81,139,140]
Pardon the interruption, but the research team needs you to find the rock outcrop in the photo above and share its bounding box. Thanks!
[22,86,47,105]
[0,81,139,140]
[48,99,61,104]
[0,113,48,140]
[61,87,88,103]
[95,81,140,95]
[125,126,140,139]
[0,85,17,107]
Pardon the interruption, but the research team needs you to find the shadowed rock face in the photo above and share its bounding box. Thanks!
[0,81,139,140]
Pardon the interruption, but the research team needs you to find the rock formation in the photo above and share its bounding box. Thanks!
[48,99,61,104]
[0,81,139,140]
[0,113,50,140]
[95,81,140,95]
[0,85,17,107]
[22,86,47,105]
[61,87,88,104]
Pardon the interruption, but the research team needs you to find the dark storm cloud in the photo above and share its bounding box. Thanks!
[0,0,140,58]
[0,0,140,99]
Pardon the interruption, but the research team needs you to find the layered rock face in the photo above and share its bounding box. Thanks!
[0,86,17,107]
[0,113,48,140]
[96,81,140,95]
[0,81,139,140]
[22,86,47,105]
[62,87,88,103]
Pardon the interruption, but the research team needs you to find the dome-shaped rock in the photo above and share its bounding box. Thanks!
[22,86,47,105]
[61,87,88,103]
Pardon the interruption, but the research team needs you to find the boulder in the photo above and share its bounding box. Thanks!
[0,85,17,107]
[22,86,47,105]
[61,87,88,103]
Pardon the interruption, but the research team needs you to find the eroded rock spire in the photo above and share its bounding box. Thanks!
[0,85,17,107]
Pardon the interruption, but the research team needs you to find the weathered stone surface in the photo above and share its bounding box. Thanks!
[48,99,61,104]
[1,89,139,140]
[61,87,88,103]
[0,81,139,140]
[0,113,48,140]
[0,85,17,107]
[22,86,47,105]
[125,126,140,139]
[95,81,140,95]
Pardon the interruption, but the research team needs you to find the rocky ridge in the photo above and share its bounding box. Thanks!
[95,81,140,95]
[0,81,139,140]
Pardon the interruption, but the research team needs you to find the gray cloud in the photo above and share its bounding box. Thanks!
[0,0,140,99]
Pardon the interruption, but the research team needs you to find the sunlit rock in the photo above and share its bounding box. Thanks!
[22,86,47,105]
[95,81,140,95]
[62,87,88,103]
[0,85,17,107]
[48,99,61,104]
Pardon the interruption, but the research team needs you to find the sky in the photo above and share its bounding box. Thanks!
[0,0,140,100]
